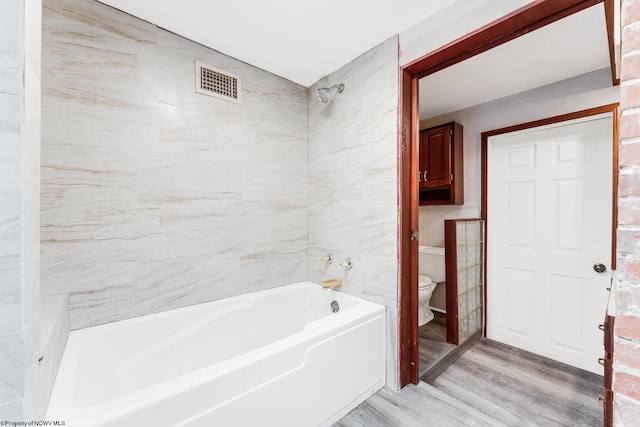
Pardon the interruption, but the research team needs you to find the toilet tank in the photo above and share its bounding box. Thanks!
[418,245,446,283]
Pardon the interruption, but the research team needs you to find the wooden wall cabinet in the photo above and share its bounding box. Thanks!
[419,122,464,205]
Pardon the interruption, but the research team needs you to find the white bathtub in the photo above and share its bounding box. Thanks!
[46,281,386,426]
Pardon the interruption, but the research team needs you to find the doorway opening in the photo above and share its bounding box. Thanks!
[398,0,618,387]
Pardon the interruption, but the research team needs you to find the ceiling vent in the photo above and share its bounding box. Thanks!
[195,61,241,104]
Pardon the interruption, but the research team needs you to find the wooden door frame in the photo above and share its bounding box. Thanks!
[481,103,620,335]
[398,0,617,388]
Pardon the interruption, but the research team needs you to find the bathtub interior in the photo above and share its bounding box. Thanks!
[69,283,368,407]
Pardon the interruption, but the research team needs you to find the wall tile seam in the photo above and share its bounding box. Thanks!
[623,19,640,29]
[0,329,24,339]
[620,136,640,145]
[615,333,640,347]
[621,107,640,116]
[621,138,640,147]
[618,165,640,174]
[615,281,640,300]
[617,247,640,256]
[0,398,22,407]
[616,270,640,278]
[622,77,640,86]
[614,371,640,390]
[615,393,640,406]
[0,119,22,133]
[622,13,640,27]
[617,263,640,272]
[622,48,640,59]
[614,309,640,318]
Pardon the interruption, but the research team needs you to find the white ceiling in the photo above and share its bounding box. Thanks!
[96,0,457,87]
[419,3,611,120]
[95,1,611,110]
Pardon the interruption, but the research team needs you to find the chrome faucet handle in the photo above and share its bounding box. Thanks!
[320,254,332,264]
[340,258,352,269]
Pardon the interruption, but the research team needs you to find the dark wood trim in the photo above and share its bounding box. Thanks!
[603,314,615,426]
[481,139,489,337]
[480,103,619,140]
[444,220,459,345]
[480,103,619,339]
[403,0,602,79]
[604,0,620,86]
[612,106,619,270]
[398,68,419,388]
[397,0,606,389]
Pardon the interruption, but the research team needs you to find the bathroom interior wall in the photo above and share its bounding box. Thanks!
[418,68,619,312]
[40,0,309,330]
[307,36,399,389]
[34,0,618,398]
[0,0,30,417]
[0,0,63,419]
[418,67,620,247]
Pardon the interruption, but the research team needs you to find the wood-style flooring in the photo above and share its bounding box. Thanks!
[418,312,456,377]
[334,339,603,427]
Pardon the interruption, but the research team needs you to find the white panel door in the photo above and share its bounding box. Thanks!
[487,114,612,374]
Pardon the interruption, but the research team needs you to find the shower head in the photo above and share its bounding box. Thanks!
[316,83,345,103]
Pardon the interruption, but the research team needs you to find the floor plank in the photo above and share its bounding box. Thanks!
[431,339,603,427]
[332,382,504,427]
[334,338,603,427]
[418,312,456,376]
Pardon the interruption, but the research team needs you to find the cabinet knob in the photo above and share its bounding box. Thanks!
[423,171,428,181]
[418,171,422,182]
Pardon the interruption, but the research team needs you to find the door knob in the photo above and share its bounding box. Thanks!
[593,263,607,273]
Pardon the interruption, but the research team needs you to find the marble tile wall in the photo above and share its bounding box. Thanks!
[0,0,46,420]
[0,9,25,401]
[307,36,399,389]
[40,0,308,330]
[24,296,68,418]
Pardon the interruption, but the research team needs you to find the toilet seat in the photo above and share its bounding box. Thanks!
[418,275,435,290]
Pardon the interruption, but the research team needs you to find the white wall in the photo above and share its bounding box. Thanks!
[41,0,308,330]
[418,67,620,247]
[308,36,399,389]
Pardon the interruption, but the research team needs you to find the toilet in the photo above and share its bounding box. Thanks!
[418,245,446,326]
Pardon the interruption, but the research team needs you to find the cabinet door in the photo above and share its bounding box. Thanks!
[421,124,452,188]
